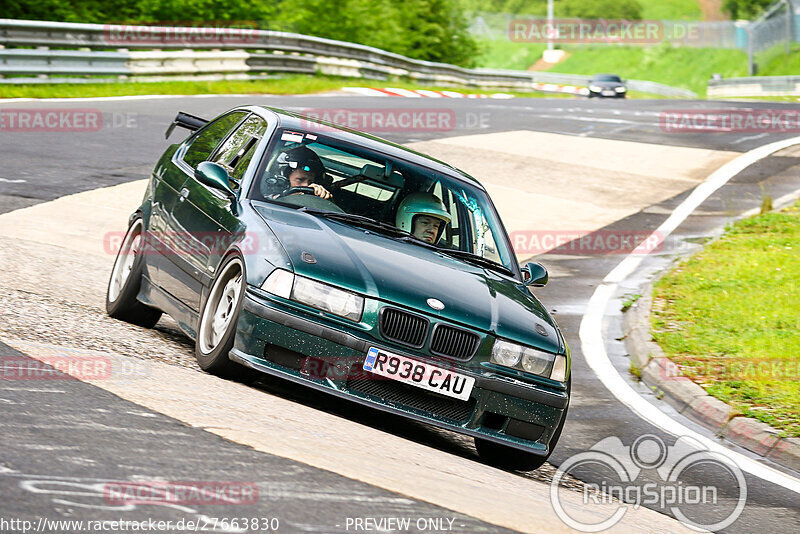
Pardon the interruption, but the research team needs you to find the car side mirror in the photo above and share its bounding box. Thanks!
[195,161,235,199]
[522,262,548,287]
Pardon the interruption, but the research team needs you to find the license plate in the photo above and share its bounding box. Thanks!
[362,347,474,401]
[602,90,615,96]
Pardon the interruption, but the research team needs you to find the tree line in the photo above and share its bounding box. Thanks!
[3,0,479,67]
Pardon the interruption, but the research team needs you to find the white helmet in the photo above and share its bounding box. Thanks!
[395,193,451,241]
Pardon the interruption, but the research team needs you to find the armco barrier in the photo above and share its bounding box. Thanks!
[0,18,697,98]
[709,75,800,97]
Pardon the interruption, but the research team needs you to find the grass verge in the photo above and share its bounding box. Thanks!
[652,201,800,437]
[0,74,573,99]
[639,0,703,21]
[474,40,749,97]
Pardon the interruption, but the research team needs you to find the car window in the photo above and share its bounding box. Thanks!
[183,111,248,169]
[250,129,515,272]
[213,115,268,171]
[228,134,268,191]
[593,75,622,83]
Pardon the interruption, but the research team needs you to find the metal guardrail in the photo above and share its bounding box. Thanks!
[0,18,697,97]
[0,48,128,75]
[708,75,800,97]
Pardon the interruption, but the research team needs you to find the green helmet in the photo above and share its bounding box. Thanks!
[395,193,452,239]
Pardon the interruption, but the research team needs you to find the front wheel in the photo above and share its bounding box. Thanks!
[106,217,162,328]
[195,254,245,376]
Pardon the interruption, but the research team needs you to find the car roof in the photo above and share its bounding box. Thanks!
[241,105,486,191]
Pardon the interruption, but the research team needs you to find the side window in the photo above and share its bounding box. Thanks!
[213,115,268,171]
[183,111,247,169]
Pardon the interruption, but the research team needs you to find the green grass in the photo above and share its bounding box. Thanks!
[757,43,800,76]
[474,38,750,97]
[652,201,800,437]
[545,44,748,97]
[474,38,546,71]
[639,0,703,21]
[0,74,564,99]
[621,293,642,312]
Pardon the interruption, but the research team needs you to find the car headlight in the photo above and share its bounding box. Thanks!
[615,86,627,92]
[261,269,364,322]
[491,339,523,367]
[589,85,603,92]
[491,339,567,381]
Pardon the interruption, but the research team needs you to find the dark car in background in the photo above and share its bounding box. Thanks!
[105,106,571,471]
[588,74,627,98]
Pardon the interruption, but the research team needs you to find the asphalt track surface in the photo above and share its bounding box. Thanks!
[1,94,799,532]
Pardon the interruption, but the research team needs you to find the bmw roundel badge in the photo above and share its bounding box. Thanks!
[427,298,445,311]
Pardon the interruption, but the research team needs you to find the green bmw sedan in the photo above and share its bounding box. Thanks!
[106,106,570,471]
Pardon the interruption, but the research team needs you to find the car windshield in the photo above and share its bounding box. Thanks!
[249,128,516,274]
[593,75,622,83]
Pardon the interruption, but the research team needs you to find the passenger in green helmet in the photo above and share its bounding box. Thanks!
[395,192,452,245]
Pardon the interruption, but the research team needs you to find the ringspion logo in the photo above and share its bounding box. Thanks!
[551,435,746,531]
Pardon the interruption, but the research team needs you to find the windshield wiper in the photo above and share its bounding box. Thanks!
[298,208,416,239]
[438,249,514,276]
[298,208,511,273]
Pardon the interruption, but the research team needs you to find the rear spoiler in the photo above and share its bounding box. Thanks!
[165,112,209,139]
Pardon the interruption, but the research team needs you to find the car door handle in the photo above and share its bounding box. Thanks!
[179,188,190,202]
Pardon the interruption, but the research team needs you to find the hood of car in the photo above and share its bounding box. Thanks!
[254,204,560,353]
[592,81,624,88]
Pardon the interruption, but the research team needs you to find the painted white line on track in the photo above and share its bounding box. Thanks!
[580,135,800,494]
[0,178,27,183]
[730,132,768,145]
[534,114,640,126]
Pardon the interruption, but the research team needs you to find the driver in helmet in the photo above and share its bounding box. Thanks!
[274,146,332,199]
[395,192,452,245]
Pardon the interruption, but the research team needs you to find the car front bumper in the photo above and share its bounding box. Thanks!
[231,289,569,455]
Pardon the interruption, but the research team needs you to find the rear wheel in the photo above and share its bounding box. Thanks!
[106,217,162,328]
[195,255,245,376]
[476,378,570,471]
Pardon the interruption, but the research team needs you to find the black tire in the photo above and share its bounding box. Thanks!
[476,377,570,472]
[194,254,245,376]
[106,217,162,328]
